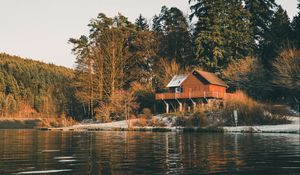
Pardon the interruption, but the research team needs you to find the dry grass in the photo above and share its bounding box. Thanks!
[0,102,78,128]
[132,107,165,127]
[222,91,290,126]
[174,91,291,127]
[132,117,148,127]
[38,113,77,128]
[132,116,166,127]
[0,113,78,129]
[148,117,166,127]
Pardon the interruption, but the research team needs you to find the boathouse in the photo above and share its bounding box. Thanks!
[155,70,234,113]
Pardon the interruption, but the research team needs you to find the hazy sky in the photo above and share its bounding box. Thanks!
[0,0,298,68]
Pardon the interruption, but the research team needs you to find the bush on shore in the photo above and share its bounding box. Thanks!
[162,91,291,127]
[173,112,207,127]
[221,91,290,126]
[125,91,291,128]
[132,116,166,127]
[38,113,77,128]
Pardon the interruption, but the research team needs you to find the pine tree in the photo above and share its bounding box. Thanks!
[223,0,254,64]
[0,73,5,93]
[261,6,291,68]
[152,15,163,34]
[190,0,253,71]
[292,0,300,48]
[244,0,277,50]
[128,25,158,87]
[69,35,94,118]
[0,53,75,118]
[190,0,224,71]
[0,73,5,117]
[135,14,149,31]
[153,6,194,67]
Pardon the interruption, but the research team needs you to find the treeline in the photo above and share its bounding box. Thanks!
[1,0,299,121]
[0,53,82,118]
[69,0,300,120]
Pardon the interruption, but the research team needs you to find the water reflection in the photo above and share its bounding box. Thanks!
[0,130,299,174]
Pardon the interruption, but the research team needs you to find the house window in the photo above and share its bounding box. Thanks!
[175,87,183,93]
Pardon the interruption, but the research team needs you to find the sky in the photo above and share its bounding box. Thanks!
[0,0,298,68]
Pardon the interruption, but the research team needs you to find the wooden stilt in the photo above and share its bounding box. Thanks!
[163,100,169,114]
[176,99,183,112]
[189,98,196,113]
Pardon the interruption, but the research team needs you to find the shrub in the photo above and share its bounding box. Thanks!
[273,49,300,92]
[132,116,167,127]
[130,82,156,113]
[38,114,77,128]
[189,112,205,127]
[172,112,207,127]
[263,104,293,116]
[174,115,187,127]
[222,91,290,126]
[142,108,153,119]
[222,57,272,99]
[132,117,147,127]
[148,118,166,127]
[95,90,139,122]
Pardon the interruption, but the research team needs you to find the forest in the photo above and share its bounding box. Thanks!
[0,53,81,118]
[0,0,300,121]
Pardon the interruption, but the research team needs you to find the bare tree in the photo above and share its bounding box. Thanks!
[273,49,300,111]
[154,58,189,90]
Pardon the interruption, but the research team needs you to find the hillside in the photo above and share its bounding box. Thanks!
[0,53,79,119]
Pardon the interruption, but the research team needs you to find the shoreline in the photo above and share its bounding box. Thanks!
[0,116,298,134]
[43,117,300,134]
[0,118,42,129]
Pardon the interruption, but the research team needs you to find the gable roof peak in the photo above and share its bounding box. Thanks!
[193,70,227,87]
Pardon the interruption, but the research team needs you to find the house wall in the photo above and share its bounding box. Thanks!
[208,84,226,94]
[181,74,209,93]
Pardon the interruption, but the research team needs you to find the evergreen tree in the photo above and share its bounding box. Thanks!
[190,0,253,71]
[292,0,300,48]
[152,6,194,67]
[0,72,6,116]
[223,0,254,64]
[261,6,291,68]
[135,14,149,31]
[152,15,163,34]
[244,0,277,50]
[129,24,158,87]
[190,0,224,71]
[0,53,75,118]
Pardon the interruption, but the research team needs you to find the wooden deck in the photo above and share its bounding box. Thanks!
[155,91,236,100]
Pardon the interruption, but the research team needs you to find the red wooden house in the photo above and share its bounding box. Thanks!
[155,70,235,113]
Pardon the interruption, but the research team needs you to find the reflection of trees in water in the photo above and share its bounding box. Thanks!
[0,131,299,174]
[91,132,169,175]
[61,132,300,174]
[90,132,248,174]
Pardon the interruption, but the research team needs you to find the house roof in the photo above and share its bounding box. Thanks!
[193,70,227,87]
[166,74,188,87]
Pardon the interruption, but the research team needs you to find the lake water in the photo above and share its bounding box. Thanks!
[0,130,299,175]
